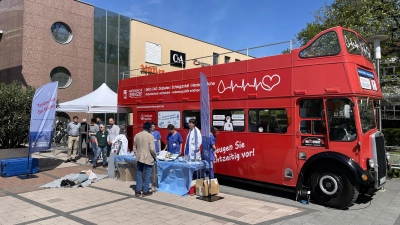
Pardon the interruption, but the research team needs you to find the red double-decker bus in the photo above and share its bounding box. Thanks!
[118,26,389,209]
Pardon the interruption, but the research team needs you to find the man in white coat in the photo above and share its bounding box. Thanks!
[184,118,202,161]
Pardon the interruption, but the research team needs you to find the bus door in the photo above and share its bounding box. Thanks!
[296,99,329,171]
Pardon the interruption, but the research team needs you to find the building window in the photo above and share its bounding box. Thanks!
[213,53,219,65]
[51,22,73,44]
[50,67,72,88]
[235,59,240,62]
[224,56,230,63]
[146,42,161,65]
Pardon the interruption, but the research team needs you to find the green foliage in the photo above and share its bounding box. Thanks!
[296,22,328,47]
[295,0,400,65]
[383,119,400,128]
[281,48,291,54]
[388,168,400,178]
[0,81,35,149]
[382,128,400,146]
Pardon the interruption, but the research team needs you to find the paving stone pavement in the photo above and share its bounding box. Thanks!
[0,149,400,225]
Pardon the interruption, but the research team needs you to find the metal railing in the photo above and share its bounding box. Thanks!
[389,153,400,169]
[120,40,292,79]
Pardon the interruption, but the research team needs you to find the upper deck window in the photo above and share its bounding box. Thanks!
[343,30,362,55]
[358,37,373,62]
[299,31,341,58]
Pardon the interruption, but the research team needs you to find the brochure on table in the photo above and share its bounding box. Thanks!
[156,151,179,161]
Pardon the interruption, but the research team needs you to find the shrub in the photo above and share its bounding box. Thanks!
[382,128,400,146]
[0,81,35,149]
[383,120,400,128]
[388,169,400,179]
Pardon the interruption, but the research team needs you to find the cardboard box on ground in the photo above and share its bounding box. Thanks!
[195,178,220,196]
[116,162,157,185]
[117,162,134,182]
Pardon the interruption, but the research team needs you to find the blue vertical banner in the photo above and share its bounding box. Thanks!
[28,82,58,154]
[200,72,211,166]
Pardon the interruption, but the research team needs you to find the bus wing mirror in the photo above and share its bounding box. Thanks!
[344,104,351,118]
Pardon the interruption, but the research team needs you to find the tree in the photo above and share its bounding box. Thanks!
[0,81,35,148]
[295,0,400,65]
[281,48,292,54]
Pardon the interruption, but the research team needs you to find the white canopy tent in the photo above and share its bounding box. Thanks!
[54,83,119,164]
[57,83,118,113]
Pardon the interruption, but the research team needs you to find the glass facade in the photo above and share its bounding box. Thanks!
[93,7,130,92]
[93,7,130,125]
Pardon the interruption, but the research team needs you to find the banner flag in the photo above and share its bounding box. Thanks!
[28,82,58,154]
[200,72,211,166]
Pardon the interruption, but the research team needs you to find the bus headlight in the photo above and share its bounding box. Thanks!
[386,152,390,160]
[368,159,375,168]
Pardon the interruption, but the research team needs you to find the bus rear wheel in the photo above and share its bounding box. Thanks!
[310,166,359,209]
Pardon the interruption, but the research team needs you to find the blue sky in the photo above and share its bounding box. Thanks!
[83,0,333,57]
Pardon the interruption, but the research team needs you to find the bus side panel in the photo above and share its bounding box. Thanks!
[157,80,183,103]
[247,53,292,72]
[212,59,247,76]
[182,65,212,81]
[214,132,249,179]
[211,101,249,179]
[247,98,292,184]
[293,63,351,95]
[209,73,248,100]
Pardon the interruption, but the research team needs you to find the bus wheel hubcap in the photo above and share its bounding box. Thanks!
[319,174,341,196]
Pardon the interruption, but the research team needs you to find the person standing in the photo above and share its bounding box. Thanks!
[206,126,218,178]
[150,122,161,153]
[184,119,202,160]
[65,116,81,163]
[79,118,88,154]
[163,124,183,154]
[133,122,156,197]
[88,118,99,163]
[96,117,104,126]
[93,124,109,169]
[107,118,120,157]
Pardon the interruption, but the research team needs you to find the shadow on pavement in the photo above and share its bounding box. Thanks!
[39,158,65,171]
[353,193,374,207]
[216,176,295,201]
[129,184,138,191]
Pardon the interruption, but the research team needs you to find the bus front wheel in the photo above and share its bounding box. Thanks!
[310,166,359,209]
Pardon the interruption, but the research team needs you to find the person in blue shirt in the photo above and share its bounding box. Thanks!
[150,122,161,153]
[163,124,183,155]
[206,126,218,178]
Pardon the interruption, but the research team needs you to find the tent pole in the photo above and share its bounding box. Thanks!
[86,115,89,164]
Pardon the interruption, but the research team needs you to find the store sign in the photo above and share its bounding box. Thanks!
[140,64,165,74]
[170,50,186,68]
[193,59,211,67]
